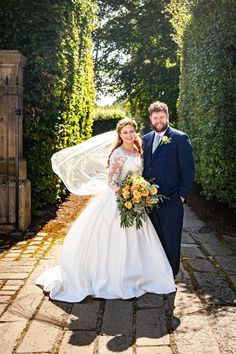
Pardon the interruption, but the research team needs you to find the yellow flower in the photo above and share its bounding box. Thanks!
[124,201,133,209]
[146,196,151,204]
[131,185,139,191]
[150,187,158,195]
[141,189,149,197]
[122,191,130,199]
[133,190,141,198]
[122,185,130,192]
[132,197,141,203]
[161,136,172,144]
[141,180,149,187]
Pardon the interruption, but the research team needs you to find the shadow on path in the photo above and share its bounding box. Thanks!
[8,292,179,352]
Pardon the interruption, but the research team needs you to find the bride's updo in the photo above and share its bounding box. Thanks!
[107,118,143,166]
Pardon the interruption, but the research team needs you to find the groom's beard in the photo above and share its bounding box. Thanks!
[151,122,169,133]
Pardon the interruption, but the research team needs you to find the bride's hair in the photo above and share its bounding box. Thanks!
[107,118,143,166]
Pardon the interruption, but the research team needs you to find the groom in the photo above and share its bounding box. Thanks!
[143,101,195,277]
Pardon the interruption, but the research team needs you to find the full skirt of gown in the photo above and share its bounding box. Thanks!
[36,188,176,302]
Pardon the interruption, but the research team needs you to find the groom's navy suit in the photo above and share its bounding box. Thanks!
[143,126,195,276]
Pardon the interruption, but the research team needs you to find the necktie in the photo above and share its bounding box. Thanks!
[152,134,161,153]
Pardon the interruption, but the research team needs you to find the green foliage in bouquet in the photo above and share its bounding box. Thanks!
[116,172,167,230]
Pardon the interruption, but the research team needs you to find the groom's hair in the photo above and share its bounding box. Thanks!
[148,101,169,117]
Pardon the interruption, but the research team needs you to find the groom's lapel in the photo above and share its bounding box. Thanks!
[164,126,172,138]
[151,126,172,161]
[145,131,155,165]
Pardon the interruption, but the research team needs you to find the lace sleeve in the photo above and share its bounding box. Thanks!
[108,149,125,192]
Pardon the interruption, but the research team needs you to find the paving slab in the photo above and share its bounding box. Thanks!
[175,315,221,354]
[1,260,37,266]
[191,232,221,244]
[67,300,100,330]
[136,308,170,346]
[163,292,176,315]
[181,231,196,244]
[183,206,205,232]
[0,264,34,272]
[228,274,236,287]
[59,331,97,354]
[102,300,133,334]
[1,284,22,291]
[137,293,164,308]
[193,272,236,305]
[187,258,219,272]
[0,272,29,280]
[98,334,133,353]
[0,320,27,354]
[0,289,16,295]
[214,255,236,274]
[16,298,70,353]
[209,306,236,353]
[99,299,133,352]
[0,303,8,315]
[222,234,236,247]
[0,295,12,302]
[200,241,233,256]
[136,347,172,354]
[181,244,205,258]
[6,279,25,285]
[1,291,43,322]
[174,267,203,315]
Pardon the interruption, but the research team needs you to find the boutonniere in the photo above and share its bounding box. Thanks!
[161,136,172,145]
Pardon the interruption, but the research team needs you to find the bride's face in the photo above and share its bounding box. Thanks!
[120,124,136,144]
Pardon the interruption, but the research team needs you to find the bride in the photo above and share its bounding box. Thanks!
[36,118,175,302]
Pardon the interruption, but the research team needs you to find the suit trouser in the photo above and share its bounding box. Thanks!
[149,198,184,277]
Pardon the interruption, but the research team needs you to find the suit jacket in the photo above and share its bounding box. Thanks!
[142,126,195,200]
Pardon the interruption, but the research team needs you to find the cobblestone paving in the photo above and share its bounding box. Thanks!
[0,196,235,354]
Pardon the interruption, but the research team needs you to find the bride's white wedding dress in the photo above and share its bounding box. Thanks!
[36,146,175,302]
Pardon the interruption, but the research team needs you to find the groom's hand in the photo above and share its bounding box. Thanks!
[180,196,185,203]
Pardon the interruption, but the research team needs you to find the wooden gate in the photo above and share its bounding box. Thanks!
[0,50,31,232]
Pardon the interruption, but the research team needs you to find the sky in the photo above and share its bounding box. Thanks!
[96,94,117,106]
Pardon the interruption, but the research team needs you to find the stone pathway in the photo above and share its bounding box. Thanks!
[0,196,235,354]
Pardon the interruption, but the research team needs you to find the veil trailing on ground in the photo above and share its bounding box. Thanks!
[51,130,117,195]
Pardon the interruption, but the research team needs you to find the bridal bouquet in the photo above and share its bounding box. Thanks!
[116,172,167,230]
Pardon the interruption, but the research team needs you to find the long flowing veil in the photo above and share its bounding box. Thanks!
[51,130,117,195]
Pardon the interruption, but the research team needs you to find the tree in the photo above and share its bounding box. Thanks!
[93,0,179,124]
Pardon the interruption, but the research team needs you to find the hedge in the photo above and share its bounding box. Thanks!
[92,106,127,135]
[0,0,96,210]
[169,0,236,208]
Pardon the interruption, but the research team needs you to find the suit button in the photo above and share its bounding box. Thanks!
[149,168,151,170]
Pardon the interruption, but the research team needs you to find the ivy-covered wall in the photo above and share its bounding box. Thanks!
[0,0,96,209]
[169,0,236,208]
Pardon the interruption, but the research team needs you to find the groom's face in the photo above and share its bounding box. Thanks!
[150,111,169,133]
